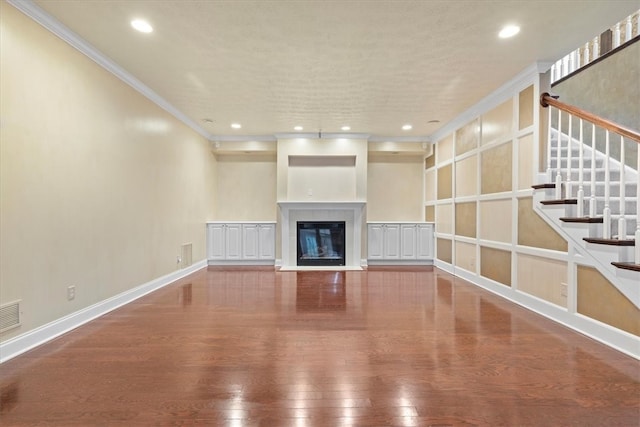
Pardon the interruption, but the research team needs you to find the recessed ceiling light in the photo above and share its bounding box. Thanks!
[231,123,242,129]
[341,126,351,131]
[499,24,520,39]
[294,126,303,131]
[402,124,412,131]
[131,19,153,33]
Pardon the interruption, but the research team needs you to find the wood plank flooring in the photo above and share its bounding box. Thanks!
[1,267,639,426]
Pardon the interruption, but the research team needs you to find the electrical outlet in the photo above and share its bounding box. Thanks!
[67,285,76,301]
[177,256,182,265]
[560,282,568,297]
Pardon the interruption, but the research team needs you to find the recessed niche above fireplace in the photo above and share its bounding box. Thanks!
[297,221,346,266]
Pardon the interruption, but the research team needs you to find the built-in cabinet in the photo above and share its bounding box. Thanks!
[367,222,434,264]
[207,222,276,265]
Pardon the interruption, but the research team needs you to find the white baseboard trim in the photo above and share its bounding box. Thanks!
[0,260,207,363]
[451,266,640,360]
[367,259,434,266]
[207,259,275,266]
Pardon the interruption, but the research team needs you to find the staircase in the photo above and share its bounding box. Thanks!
[533,94,639,308]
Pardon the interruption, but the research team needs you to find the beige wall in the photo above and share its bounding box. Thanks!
[215,154,277,220]
[517,254,567,306]
[0,4,216,340]
[577,266,640,336]
[277,138,368,201]
[367,155,423,221]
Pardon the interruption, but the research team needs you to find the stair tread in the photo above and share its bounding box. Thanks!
[583,237,636,246]
[611,262,640,272]
[541,199,578,205]
[560,217,604,223]
[532,183,555,189]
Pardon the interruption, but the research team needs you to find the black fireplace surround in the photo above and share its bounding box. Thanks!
[296,221,346,266]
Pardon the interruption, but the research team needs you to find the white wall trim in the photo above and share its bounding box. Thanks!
[431,61,553,143]
[6,0,212,141]
[0,260,207,363]
[451,266,640,359]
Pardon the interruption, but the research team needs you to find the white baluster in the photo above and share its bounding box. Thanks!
[566,116,573,198]
[618,135,626,239]
[603,131,611,239]
[555,110,563,199]
[577,119,584,217]
[584,42,591,65]
[570,51,577,73]
[614,22,622,48]
[625,15,633,42]
[593,36,600,60]
[636,145,640,264]
[589,124,597,217]
[547,107,553,181]
[563,56,570,79]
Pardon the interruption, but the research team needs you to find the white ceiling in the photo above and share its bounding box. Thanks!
[27,0,640,140]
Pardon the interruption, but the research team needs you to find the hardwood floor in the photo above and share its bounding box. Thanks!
[1,267,638,426]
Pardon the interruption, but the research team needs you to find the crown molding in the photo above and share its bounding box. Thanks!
[430,61,553,143]
[210,134,278,142]
[368,135,432,143]
[7,0,213,141]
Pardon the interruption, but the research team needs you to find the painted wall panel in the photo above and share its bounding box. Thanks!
[455,154,478,197]
[517,134,535,190]
[480,246,511,286]
[481,99,513,145]
[517,254,567,307]
[437,134,453,163]
[437,164,453,200]
[577,266,640,336]
[519,85,534,130]
[455,202,477,238]
[436,203,453,234]
[437,238,452,264]
[481,142,512,194]
[425,169,436,202]
[455,120,479,156]
[455,241,476,273]
[517,197,568,252]
[479,199,512,243]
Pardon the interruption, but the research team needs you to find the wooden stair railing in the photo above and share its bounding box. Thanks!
[539,93,640,267]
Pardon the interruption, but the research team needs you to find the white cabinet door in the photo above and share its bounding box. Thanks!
[208,224,226,260]
[225,224,243,260]
[417,224,434,259]
[258,224,276,259]
[242,224,259,259]
[400,224,417,259]
[367,224,385,259]
[383,224,401,259]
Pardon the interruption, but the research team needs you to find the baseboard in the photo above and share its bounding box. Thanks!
[207,259,275,266]
[367,259,434,266]
[451,266,640,360]
[0,260,207,363]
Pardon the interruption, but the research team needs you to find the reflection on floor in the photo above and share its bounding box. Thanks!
[1,266,638,426]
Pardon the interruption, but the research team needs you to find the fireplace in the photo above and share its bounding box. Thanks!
[297,221,345,266]
[277,201,365,270]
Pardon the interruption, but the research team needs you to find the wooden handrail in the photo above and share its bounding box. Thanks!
[540,93,640,143]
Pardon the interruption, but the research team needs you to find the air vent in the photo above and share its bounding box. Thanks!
[0,300,21,333]
[181,243,193,268]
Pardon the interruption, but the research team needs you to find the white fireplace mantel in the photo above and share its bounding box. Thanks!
[277,201,366,270]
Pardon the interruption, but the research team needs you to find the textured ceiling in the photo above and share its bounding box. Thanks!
[29,0,640,140]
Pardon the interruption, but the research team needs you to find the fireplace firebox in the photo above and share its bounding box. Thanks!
[296,221,346,266]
